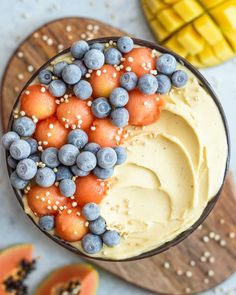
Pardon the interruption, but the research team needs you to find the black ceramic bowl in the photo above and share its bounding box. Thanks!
[6,37,230,262]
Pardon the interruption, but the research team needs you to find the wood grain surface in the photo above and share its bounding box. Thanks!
[1,17,235,295]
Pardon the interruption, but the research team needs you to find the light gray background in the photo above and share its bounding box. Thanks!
[0,0,235,294]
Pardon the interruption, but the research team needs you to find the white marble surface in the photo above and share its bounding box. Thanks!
[0,0,236,294]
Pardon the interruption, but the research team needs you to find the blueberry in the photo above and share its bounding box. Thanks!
[62,64,82,85]
[82,203,100,221]
[71,165,90,177]
[171,70,188,88]
[1,131,20,150]
[35,167,56,187]
[76,151,97,172]
[10,139,31,160]
[111,108,129,128]
[104,48,122,65]
[53,61,68,78]
[7,155,18,169]
[102,230,120,247]
[91,98,111,118]
[97,147,117,169]
[56,165,73,181]
[10,171,29,190]
[117,36,134,53]
[120,72,138,91]
[49,80,67,97]
[89,216,106,235]
[71,40,89,59]
[73,80,92,100]
[156,74,172,94]
[84,49,105,70]
[93,166,114,180]
[138,74,158,94]
[156,54,177,75]
[90,43,104,52]
[67,129,88,149]
[58,144,79,166]
[113,146,127,165]
[72,60,87,76]
[16,158,37,180]
[41,147,60,168]
[84,142,100,155]
[38,69,52,85]
[39,215,55,231]
[82,233,103,254]
[13,117,36,137]
[59,179,76,197]
[29,153,41,163]
[25,138,38,154]
[109,87,129,107]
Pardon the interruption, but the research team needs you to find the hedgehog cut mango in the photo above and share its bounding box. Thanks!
[141,0,236,67]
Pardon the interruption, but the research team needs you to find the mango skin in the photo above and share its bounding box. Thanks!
[141,0,236,68]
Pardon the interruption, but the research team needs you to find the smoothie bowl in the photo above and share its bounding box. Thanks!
[2,37,229,261]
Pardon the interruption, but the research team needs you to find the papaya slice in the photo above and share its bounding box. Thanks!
[0,244,35,295]
[34,264,98,295]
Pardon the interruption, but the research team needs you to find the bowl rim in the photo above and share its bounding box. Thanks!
[6,36,231,262]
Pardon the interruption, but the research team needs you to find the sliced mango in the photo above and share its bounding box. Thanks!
[142,3,154,21]
[164,37,188,58]
[213,39,234,61]
[150,19,169,41]
[194,14,223,45]
[198,44,221,66]
[187,55,204,68]
[211,1,236,31]
[173,0,203,22]
[198,0,225,9]
[224,30,236,50]
[158,8,184,33]
[145,0,166,14]
[177,25,205,55]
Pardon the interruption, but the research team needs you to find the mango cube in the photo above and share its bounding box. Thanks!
[187,55,204,68]
[177,25,205,55]
[194,15,223,45]
[174,0,203,22]
[213,39,234,61]
[164,37,188,58]
[150,19,169,41]
[145,0,166,14]
[142,3,154,21]
[225,30,236,51]
[198,0,224,9]
[211,1,236,31]
[198,44,221,66]
[158,8,184,33]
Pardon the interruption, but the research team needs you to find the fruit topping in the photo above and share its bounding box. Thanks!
[68,129,88,149]
[126,89,164,126]
[156,74,172,94]
[84,49,105,70]
[91,98,112,119]
[138,73,158,94]
[48,80,67,97]
[13,116,36,137]
[2,131,20,150]
[120,71,138,91]
[89,217,106,235]
[56,96,93,130]
[113,146,127,165]
[58,144,79,166]
[55,208,88,242]
[81,234,103,254]
[74,174,106,206]
[62,64,82,85]
[109,87,129,107]
[111,107,129,127]
[117,36,134,53]
[76,151,97,172]
[89,64,121,98]
[102,230,121,247]
[34,117,68,149]
[39,215,55,231]
[59,179,76,197]
[97,147,117,169]
[73,80,93,100]
[104,47,122,65]
[82,203,100,221]
[21,84,56,120]
[38,69,52,85]
[122,47,155,77]
[156,53,177,75]
[35,167,56,188]
[71,40,90,59]
[171,70,188,87]
[41,147,60,168]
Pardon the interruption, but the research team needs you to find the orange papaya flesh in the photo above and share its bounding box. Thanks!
[34,264,98,295]
[0,244,34,295]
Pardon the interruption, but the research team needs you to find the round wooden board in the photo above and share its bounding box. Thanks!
[1,17,236,295]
